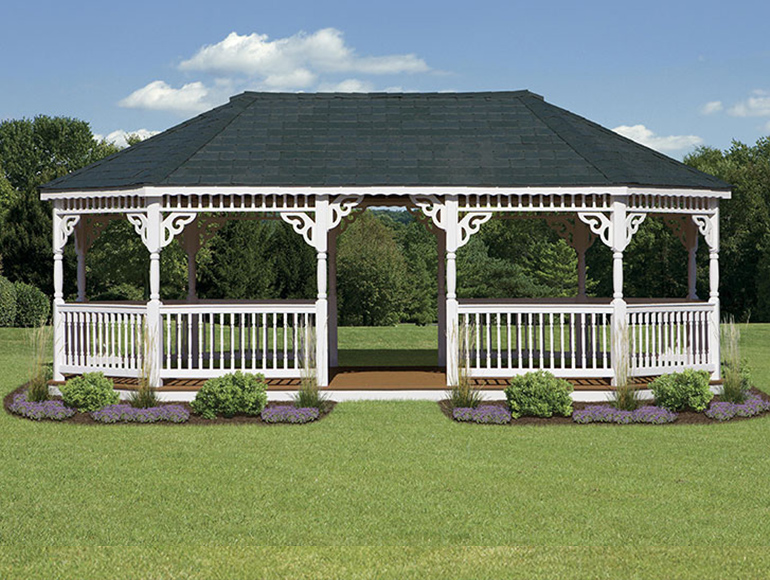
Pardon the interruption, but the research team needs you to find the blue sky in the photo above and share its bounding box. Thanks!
[2,0,768,157]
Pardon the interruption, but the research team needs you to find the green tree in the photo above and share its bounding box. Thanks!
[337,210,407,326]
[0,116,119,294]
[685,138,770,321]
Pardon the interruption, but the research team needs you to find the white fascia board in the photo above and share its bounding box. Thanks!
[41,184,731,201]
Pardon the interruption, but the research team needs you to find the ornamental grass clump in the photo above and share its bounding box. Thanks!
[292,325,330,411]
[129,322,160,409]
[505,370,572,419]
[704,394,770,421]
[453,405,511,424]
[59,372,119,412]
[26,325,52,403]
[649,369,713,412]
[721,318,750,404]
[261,406,319,424]
[611,324,642,411]
[447,323,484,409]
[573,405,678,425]
[191,371,268,419]
[9,391,75,421]
[91,404,189,424]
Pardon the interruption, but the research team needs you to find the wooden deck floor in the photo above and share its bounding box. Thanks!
[91,369,665,392]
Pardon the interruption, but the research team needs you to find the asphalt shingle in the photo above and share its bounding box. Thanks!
[41,91,729,192]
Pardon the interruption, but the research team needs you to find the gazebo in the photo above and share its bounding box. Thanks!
[41,91,730,399]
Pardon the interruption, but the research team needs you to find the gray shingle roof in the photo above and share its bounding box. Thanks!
[41,91,730,192]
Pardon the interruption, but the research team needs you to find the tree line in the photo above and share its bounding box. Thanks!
[1,116,769,323]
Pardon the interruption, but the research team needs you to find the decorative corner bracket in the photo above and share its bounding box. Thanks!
[577,211,612,248]
[329,195,363,230]
[409,194,446,230]
[280,212,316,247]
[458,212,493,248]
[161,213,196,249]
[55,214,81,252]
[692,214,718,251]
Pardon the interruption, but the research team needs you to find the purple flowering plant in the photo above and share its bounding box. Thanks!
[573,405,678,425]
[9,391,75,421]
[91,404,190,424]
[261,405,320,424]
[705,394,770,421]
[453,405,512,424]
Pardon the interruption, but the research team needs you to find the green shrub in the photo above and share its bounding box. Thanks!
[191,371,268,419]
[505,370,573,419]
[60,372,119,412]
[92,283,145,302]
[650,369,713,412]
[14,281,50,327]
[0,275,16,327]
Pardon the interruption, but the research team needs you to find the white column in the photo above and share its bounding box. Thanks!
[437,228,447,367]
[708,208,720,379]
[328,227,339,368]
[610,197,628,386]
[145,199,163,388]
[181,225,200,302]
[315,197,330,386]
[52,212,65,381]
[445,197,459,386]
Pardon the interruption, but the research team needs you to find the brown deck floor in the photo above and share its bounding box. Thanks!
[63,370,676,392]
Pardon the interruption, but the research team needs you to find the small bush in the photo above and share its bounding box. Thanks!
[0,275,17,327]
[650,369,713,412]
[9,390,75,421]
[14,282,50,327]
[92,283,144,302]
[59,372,119,412]
[261,406,319,424]
[26,325,52,402]
[191,371,268,419]
[91,404,189,424]
[505,370,573,419]
[453,405,511,424]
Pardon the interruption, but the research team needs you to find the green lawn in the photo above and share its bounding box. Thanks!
[1,325,770,579]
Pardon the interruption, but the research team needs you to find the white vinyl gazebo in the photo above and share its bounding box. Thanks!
[41,92,730,397]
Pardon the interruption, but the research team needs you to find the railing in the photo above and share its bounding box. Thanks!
[627,302,716,375]
[59,303,147,377]
[159,302,315,379]
[458,301,614,378]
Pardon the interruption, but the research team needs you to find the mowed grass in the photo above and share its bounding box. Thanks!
[0,325,769,579]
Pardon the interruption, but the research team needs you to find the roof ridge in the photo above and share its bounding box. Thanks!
[519,94,613,184]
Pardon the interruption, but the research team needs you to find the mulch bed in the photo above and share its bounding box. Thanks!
[438,387,770,425]
[3,384,336,425]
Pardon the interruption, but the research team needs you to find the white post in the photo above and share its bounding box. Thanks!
[52,211,65,381]
[315,197,330,386]
[181,225,200,302]
[145,199,163,388]
[445,197,459,386]
[437,228,447,367]
[708,208,720,379]
[328,227,339,368]
[610,197,627,386]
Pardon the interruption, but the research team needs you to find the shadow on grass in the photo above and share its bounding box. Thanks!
[337,349,438,367]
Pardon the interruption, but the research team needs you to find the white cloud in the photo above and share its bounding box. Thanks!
[700,101,723,115]
[94,129,160,148]
[612,124,703,153]
[728,90,770,117]
[317,78,375,92]
[119,80,219,114]
[180,29,430,82]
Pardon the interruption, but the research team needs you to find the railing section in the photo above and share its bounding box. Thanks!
[457,303,614,378]
[159,302,315,379]
[59,303,147,377]
[626,303,716,375]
